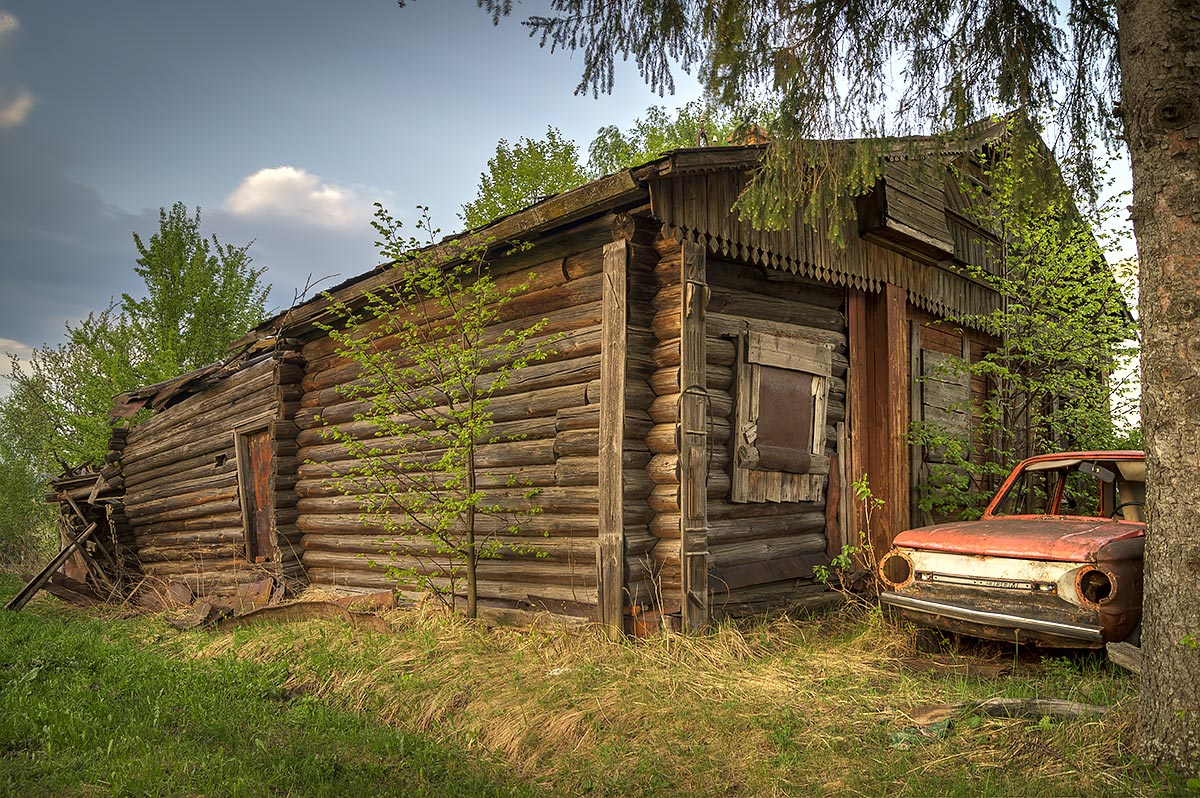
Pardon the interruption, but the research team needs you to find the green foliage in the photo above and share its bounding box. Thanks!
[5,572,1177,796]
[467,1,1118,232]
[462,103,740,230]
[320,205,552,617]
[460,127,588,229]
[0,203,269,561]
[124,202,271,382]
[813,473,883,595]
[0,580,527,797]
[586,100,736,176]
[910,139,1138,520]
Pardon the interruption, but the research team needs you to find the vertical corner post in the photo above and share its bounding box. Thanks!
[679,240,709,631]
[598,238,629,639]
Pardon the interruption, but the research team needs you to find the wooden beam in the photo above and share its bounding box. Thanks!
[679,239,709,631]
[849,284,911,558]
[5,523,98,612]
[598,239,629,638]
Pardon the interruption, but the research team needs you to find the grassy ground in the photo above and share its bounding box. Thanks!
[0,575,1184,797]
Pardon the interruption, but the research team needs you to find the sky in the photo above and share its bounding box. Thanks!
[0,0,705,372]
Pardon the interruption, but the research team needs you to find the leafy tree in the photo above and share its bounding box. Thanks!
[587,100,736,176]
[123,202,270,383]
[425,0,1198,772]
[462,104,740,229]
[321,206,551,618]
[0,205,270,559]
[0,376,60,563]
[460,127,588,229]
[912,143,1139,520]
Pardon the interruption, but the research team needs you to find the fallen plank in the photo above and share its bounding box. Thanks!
[1106,641,1142,674]
[908,697,1109,726]
[215,601,391,635]
[5,523,97,611]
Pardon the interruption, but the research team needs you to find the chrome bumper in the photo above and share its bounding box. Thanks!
[880,591,1105,644]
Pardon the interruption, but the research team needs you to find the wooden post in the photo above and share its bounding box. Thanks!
[679,240,709,631]
[848,284,910,559]
[909,320,926,529]
[598,239,628,638]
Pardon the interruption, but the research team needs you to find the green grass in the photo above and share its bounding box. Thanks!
[0,575,1185,797]
[0,577,530,798]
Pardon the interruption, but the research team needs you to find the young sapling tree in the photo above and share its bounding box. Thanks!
[320,205,552,618]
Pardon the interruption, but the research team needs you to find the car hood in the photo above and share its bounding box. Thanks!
[893,517,1144,562]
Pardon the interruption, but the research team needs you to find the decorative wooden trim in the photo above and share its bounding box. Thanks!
[598,239,629,639]
[679,239,709,632]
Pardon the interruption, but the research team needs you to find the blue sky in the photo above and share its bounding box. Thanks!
[0,0,703,366]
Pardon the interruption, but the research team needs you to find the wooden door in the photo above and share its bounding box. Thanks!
[241,428,274,561]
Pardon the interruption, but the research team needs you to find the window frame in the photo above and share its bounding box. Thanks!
[731,327,833,504]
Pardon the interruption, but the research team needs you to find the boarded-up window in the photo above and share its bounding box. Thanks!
[732,329,833,503]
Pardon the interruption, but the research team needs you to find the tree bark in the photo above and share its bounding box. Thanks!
[1117,0,1200,775]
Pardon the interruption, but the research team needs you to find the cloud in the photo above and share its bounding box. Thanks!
[225,166,372,230]
[0,11,18,42]
[0,338,35,381]
[0,87,34,128]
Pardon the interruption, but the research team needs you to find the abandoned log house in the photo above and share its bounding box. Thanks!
[46,119,1094,634]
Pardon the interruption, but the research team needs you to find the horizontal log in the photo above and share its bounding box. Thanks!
[122,435,238,481]
[141,567,279,597]
[125,471,239,509]
[708,533,826,568]
[304,565,601,606]
[297,438,556,479]
[295,486,607,517]
[299,233,612,362]
[137,543,246,563]
[303,320,604,396]
[648,484,679,513]
[585,378,655,412]
[706,285,845,332]
[128,497,242,528]
[131,513,244,537]
[301,549,598,588]
[553,428,596,458]
[297,383,588,434]
[295,512,601,537]
[298,415,557,464]
[650,364,734,396]
[304,352,603,414]
[300,533,599,562]
[140,557,257,577]
[126,485,239,520]
[126,360,277,442]
[706,513,826,544]
[707,312,846,350]
[294,464,558,499]
[707,263,845,306]
[132,526,246,548]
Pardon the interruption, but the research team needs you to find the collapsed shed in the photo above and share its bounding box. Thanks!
[42,121,1065,632]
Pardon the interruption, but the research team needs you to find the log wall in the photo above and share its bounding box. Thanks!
[120,352,300,597]
[701,258,850,619]
[294,217,625,618]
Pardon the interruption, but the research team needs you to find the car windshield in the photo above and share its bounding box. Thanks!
[990,458,1146,520]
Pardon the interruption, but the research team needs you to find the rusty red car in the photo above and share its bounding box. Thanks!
[879,451,1146,648]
